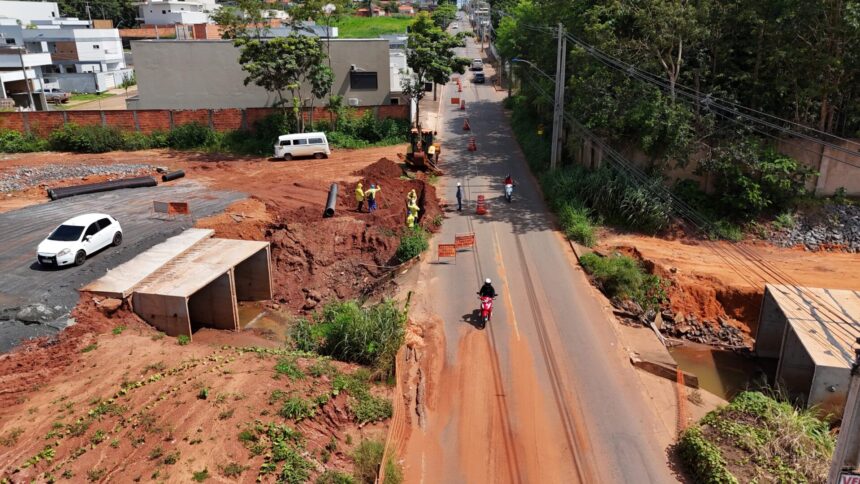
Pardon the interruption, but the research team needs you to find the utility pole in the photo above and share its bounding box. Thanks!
[549,22,566,170]
[16,47,35,111]
[828,338,860,484]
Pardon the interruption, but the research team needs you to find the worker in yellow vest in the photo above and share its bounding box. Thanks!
[355,182,365,212]
[406,212,415,229]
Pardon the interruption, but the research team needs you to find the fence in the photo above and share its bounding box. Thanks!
[0,104,410,137]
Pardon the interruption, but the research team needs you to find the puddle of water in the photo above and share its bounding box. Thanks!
[669,342,774,400]
[237,302,293,342]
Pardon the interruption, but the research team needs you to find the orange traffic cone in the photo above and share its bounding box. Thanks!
[460,100,466,110]
[463,118,471,131]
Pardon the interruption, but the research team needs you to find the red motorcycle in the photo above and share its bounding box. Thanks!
[478,295,495,329]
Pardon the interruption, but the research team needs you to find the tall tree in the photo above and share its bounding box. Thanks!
[403,12,469,130]
[58,0,137,27]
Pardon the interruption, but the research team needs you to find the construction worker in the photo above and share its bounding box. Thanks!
[367,184,381,212]
[427,143,436,163]
[408,199,420,218]
[456,182,463,211]
[408,188,417,204]
[355,182,365,212]
[406,212,415,228]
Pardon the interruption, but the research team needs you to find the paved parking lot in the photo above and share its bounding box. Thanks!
[0,180,244,352]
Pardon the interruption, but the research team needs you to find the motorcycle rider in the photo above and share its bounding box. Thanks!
[504,174,515,202]
[478,278,497,298]
[504,174,514,186]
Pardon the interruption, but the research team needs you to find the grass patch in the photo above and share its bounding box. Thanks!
[177,334,190,346]
[395,227,429,263]
[317,471,356,484]
[274,356,305,380]
[773,211,797,231]
[353,439,384,484]
[579,252,667,311]
[0,427,23,446]
[80,344,98,353]
[333,16,411,38]
[70,93,116,103]
[678,391,834,483]
[87,468,106,482]
[291,300,407,375]
[557,202,596,247]
[192,468,210,482]
[111,325,126,335]
[279,397,315,421]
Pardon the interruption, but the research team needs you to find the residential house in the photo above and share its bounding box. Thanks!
[135,0,218,26]
[397,4,415,15]
[0,42,52,109]
[0,0,59,26]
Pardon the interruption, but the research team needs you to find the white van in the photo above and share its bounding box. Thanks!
[274,132,331,160]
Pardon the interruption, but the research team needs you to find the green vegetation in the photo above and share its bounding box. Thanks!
[278,397,315,421]
[89,429,107,445]
[112,325,126,335]
[291,300,407,374]
[557,203,596,247]
[317,471,356,484]
[191,468,210,482]
[677,391,834,483]
[237,421,311,483]
[197,387,209,400]
[219,462,248,477]
[177,335,190,346]
[395,227,429,263]
[86,468,106,482]
[0,427,23,447]
[353,439,384,484]
[69,92,116,103]
[80,344,98,353]
[0,130,47,153]
[579,252,667,311]
[333,16,412,38]
[274,356,305,380]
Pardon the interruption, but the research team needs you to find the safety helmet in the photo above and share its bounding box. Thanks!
[357,182,362,187]
[485,278,491,284]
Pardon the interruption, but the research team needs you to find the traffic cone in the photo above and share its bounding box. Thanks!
[476,195,487,215]
[458,83,462,92]
[467,137,476,151]
[463,118,470,131]
[460,100,466,110]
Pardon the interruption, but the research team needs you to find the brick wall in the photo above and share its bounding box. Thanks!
[0,104,410,136]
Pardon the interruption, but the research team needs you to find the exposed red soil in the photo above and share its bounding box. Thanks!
[598,230,860,336]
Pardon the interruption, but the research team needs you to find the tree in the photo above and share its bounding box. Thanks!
[119,73,136,96]
[235,35,330,132]
[58,0,137,27]
[211,0,267,40]
[403,12,469,130]
[431,3,457,29]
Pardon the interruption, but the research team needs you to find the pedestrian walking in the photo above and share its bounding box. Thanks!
[355,182,365,212]
[456,182,463,211]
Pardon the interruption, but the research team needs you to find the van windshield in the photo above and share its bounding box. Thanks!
[48,225,84,241]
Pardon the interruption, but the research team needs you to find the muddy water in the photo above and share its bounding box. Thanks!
[669,343,772,400]
[237,302,293,342]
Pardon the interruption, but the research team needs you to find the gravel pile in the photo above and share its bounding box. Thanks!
[0,163,154,193]
[772,204,860,253]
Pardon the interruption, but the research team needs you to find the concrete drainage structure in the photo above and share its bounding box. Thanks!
[84,228,272,339]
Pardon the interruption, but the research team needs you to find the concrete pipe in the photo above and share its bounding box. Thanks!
[161,170,185,182]
[48,176,158,201]
[323,183,338,218]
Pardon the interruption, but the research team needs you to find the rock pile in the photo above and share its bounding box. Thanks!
[0,163,153,193]
[773,204,860,252]
[659,311,748,348]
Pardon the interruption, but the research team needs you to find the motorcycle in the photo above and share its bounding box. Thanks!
[504,183,514,203]
[477,294,495,329]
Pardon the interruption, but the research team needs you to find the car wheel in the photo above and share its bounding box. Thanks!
[74,250,86,266]
[112,231,123,247]
[314,152,325,159]
[283,153,292,161]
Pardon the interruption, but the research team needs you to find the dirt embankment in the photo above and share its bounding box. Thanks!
[197,158,441,313]
[0,296,387,482]
[598,230,860,345]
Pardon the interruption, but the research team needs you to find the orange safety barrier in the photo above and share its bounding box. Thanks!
[467,137,476,151]
[476,195,487,215]
[451,97,460,105]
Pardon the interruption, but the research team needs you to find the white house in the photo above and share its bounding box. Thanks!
[135,0,218,26]
[0,0,59,26]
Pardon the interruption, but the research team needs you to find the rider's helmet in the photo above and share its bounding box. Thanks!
[485,278,491,284]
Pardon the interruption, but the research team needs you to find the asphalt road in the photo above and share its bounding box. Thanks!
[403,19,678,483]
[0,180,243,352]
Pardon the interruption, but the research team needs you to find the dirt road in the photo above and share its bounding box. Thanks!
[398,18,678,483]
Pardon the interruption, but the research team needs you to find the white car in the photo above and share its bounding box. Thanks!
[37,213,123,267]
[471,59,484,71]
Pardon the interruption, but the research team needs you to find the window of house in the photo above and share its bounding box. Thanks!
[162,10,166,14]
[5,39,15,45]
[349,71,378,90]
[390,98,399,105]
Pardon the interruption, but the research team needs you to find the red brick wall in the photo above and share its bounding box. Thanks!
[0,104,410,137]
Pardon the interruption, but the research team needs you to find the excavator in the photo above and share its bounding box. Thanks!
[400,128,443,175]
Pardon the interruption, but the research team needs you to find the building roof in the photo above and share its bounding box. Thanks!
[768,284,860,368]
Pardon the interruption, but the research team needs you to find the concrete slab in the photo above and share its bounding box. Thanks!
[619,323,699,388]
[82,228,214,298]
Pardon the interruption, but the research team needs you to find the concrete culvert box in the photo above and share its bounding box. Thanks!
[85,229,272,340]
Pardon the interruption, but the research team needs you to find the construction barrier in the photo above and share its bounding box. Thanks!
[437,243,457,263]
[153,201,191,220]
[451,97,460,105]
[463,118,471,131]
[467,137,476,151]
[476,195,487,215]
[455,233,475,251]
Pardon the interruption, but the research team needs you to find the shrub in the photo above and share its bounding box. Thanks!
[49,124,124,153]
[557,203,596,246]
[352,394,393,424]
[353,439,385,484]
[395,227,429,263]
[579,252,667,311]
[317,471,355,484]
[279,397,315,421]
[219,462,247,477]
[313,299,407,374]
[0,129,47,152]
[277,445,312,484]
[166,122,218,150]
[677,427,737,483]
[274,357,305,380]
[177,335,190,346]
[773,211,796,231]
[191,468,209,482]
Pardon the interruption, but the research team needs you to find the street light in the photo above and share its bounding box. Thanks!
[510,51,566,170]
[510,58,554,83]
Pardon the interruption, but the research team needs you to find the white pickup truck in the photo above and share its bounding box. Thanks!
[37,88,71,104]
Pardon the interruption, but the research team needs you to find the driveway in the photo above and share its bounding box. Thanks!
[0,180,244,352]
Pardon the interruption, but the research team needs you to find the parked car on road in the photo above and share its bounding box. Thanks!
[471,59,484,71]
[274,132,331,160]
[37,88,70,104]
[474,72,486,84]
[37,213,122,267]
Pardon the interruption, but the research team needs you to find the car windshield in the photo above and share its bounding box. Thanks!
[48,224,84,242]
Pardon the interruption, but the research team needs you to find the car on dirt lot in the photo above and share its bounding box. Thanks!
[274,132,331,160]
[36,213,123,267]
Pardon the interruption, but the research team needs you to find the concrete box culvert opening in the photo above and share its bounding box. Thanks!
[86,228,273,340]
